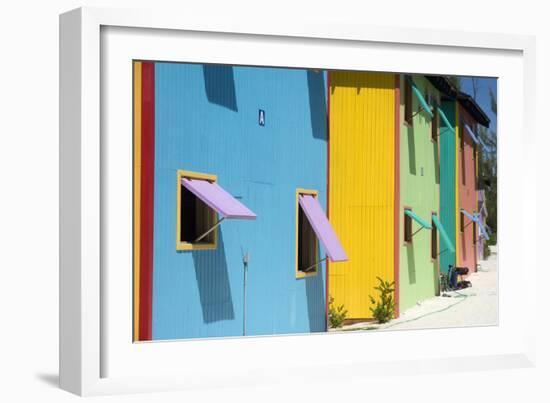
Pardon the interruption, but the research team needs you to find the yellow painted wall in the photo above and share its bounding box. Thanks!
[328,71,395,319]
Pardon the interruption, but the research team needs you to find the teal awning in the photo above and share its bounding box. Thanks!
[405,209,432,229]
[408,77,434,118]
[437,107,455,134]
[432,214,455,253]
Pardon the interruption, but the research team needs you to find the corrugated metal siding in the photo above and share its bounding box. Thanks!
[439,100,457,274]
[399,76,440,312]
[151,63,328,340]
[328,71,395,319]
[458,106,478,273]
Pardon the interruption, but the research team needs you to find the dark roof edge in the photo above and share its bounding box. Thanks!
[424,75,491,128]
[425,75,458,100]
[457,91,491,128]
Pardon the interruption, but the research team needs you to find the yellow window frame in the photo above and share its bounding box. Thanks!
[176,169,219,251]
[295,188,320,279]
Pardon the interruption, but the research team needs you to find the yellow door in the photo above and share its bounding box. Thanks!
[328,71,396,320]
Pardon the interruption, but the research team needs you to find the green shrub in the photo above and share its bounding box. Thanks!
[368,277,395,324]
[328,296,348,328]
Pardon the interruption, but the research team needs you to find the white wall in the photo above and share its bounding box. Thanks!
[0,1,548,402]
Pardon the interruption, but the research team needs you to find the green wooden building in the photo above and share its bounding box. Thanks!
[398,75,457,313]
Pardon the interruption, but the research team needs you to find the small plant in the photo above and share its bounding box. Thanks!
[328,296,348,328]
[368,277,395,324]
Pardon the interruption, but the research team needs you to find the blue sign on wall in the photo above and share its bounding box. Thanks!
[258,109,265,126]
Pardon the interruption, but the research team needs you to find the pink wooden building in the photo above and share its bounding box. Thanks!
[457,92,490,274]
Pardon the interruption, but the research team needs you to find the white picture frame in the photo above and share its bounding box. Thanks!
[60,6,537,396]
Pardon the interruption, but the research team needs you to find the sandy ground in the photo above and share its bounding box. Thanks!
[334,245,498,332]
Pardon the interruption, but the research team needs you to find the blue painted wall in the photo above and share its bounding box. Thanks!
[439,100,457,275]
[152,63,328,340]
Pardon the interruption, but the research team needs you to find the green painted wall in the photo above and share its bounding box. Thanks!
[439,100,457,275]
[399,76,440,312]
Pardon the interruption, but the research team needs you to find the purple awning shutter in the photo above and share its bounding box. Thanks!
[464,123,481,145]
[298,195,348,262]
[182,178,257,219]
[460,208,477,222]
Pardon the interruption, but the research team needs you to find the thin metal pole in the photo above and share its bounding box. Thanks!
[194,217,226,243]
[437,248,449,256]
[300,257,328,273]
[411,227,424,237]
[243,258,247,336]
[411,108,423,119]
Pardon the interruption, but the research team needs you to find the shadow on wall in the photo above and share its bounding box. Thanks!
[461,231,467,262]
[192,230,235,323]
[433,140,440,184]
[407,124,417,175]
[305,264,326,332]
[406,242,416,285]
[202,64,238,112]
[432,260,440,295]
[307,70,327,140]
[461,147,466,186]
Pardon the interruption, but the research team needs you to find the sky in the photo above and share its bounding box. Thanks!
[459,77,497,136]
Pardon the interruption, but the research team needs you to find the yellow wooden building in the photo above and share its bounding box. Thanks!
[328,71,398,320]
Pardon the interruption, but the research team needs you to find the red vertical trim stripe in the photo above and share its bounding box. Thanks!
[325,71,331,330]
[139,62,155,341]
[393,74,401,318]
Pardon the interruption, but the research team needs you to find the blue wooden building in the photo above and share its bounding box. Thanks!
[135,62,341,340]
